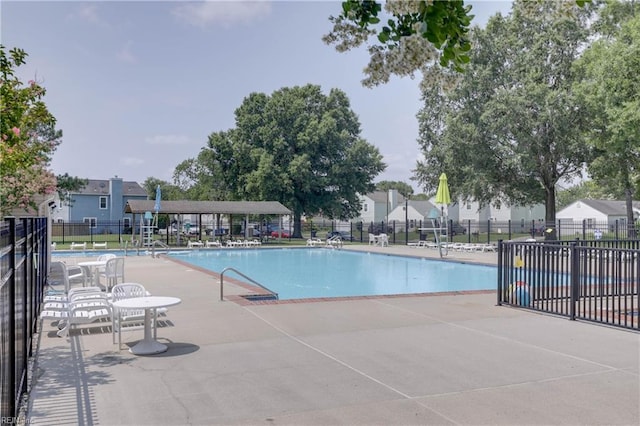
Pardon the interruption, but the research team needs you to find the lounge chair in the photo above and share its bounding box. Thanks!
[205,240,221,248]
[43,289,109,311]
[92,242,108,250]
[70,242,87,250]
[40,298,112,337]
[187,240,204,248]
[306,238,323,246]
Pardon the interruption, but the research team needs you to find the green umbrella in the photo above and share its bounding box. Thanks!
[435,173,451,206]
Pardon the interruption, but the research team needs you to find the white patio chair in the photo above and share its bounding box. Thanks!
[99,257,125,291]
[369,234,377,245]
[378,234,389,247]
[111,283,153,349]
[46,261,88,296]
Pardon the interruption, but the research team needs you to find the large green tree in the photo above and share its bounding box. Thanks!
[375,180,414,198]
[324,1,589,88]
[141,177,184,201]
[413,1,592,231]
[1,46,60,216]
[574,12,640,232]
[186,84,385,237]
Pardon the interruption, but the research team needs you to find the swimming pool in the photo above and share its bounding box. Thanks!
[52,250,149,258]
[168,248,496,300]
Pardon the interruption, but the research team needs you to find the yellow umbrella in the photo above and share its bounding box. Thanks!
[435,173,451,205]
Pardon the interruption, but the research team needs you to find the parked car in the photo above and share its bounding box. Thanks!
[326,230,355,241]
[270,229,291,238]
[448,223,467,236]
[185,226,200,235]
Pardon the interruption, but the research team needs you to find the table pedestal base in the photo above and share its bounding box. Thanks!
[129,339,167,355]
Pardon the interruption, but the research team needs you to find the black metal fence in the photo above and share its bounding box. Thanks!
[51,220,132,245]
[323,218,638,244]
[0,217,48,421]
[498,239,639,331]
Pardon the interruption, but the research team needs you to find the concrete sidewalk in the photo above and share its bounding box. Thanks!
[27,246,639,425]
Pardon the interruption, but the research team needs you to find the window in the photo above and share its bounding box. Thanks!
[364,204,368,212]
[123,217,131,228]
[83,217,97,228]
[99,196,107,209]
[466,203,471,210]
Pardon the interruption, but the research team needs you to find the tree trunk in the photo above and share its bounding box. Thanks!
[544,185,557,240]
[625,187,635,238]
[293,211,303,239]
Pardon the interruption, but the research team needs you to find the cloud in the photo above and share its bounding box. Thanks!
[120,157,145,167]
[172,0,272,28]
[116,41,137,64]
[69,3,110,28]
[145,135,190,145]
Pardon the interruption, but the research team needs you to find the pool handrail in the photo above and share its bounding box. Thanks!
[219,267,279,301]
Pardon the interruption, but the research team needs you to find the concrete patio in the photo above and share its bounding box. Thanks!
[26,245,639,425]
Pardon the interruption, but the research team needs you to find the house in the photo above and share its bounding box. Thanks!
[458,199,544,232]
[387,200,437,231]
[59,176,148,233]
[556,199,640,236]
[357,189,406,224]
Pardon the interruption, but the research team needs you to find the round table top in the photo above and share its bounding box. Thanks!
[112,296,181,309]
[78,260,108,266]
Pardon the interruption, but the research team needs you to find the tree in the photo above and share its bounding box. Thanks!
[1,46,60,216]
[574,13,640,234]
[324,1,589,88]
[141,177,184,201]
[187,84,385,238]
[413,1,593,233]
[323,0,473,87]
[55,173,88,207]
[375,180,414,198]
[556,180,618,210]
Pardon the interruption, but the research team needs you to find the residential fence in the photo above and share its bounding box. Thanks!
[0,217,48,421]
[497,239,639,331]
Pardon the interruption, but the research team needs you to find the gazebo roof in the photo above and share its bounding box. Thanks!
[124,200,291,215]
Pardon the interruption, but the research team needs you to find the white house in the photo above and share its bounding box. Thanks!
[387,200,437,231]
[556,199,640,236]
[458,199,544,231]
[357,189,406,223]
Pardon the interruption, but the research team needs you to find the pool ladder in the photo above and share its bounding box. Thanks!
[219,267,279,301]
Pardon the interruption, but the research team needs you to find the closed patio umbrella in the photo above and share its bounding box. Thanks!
[435,173,451,213]
[153,185,161,227]
[434,173,451,258]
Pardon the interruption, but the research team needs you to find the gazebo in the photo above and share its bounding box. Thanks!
[124,200,291,245]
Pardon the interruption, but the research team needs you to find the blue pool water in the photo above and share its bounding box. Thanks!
[168,249,496,300]
[52,250,147,258]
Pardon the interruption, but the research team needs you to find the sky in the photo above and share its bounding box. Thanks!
[2,0,512,193]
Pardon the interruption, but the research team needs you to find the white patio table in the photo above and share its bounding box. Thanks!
[111,296,181,355]
[77,260,107,286]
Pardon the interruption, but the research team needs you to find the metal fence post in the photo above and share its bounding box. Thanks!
[570,242,578,321]
[497,240,503,306]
